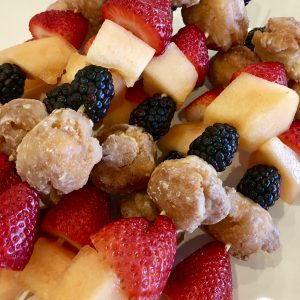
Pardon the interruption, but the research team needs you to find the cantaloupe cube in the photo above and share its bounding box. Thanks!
[143,43,198,109]
[23,78,55,100]
[204,73,299,152]
[87,20,155,88]
[0,269,24,300]
[249,137,300,203]
[49,246,127,300]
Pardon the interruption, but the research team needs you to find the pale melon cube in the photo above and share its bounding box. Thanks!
[49,246,127,300]
[143,42,198,109]
[0,37,76,84]
[249,137,300,203]
[87,20,155,88]
[19,238,75,300]
[0,269,24,300]
[204,73,299,152]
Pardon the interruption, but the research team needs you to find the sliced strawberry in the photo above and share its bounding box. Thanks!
[0,153,21,195]
[83,35,96,55]
[231,61,288,86]
[172,24,209,86]
[0,182,39,271]
[91,216,177,299]
[42,183,110,249]
[102,0,173,55]
[125,79,149,104]
[182,88,223,122]
[164,241,232,300]
[29,10,89,49]
[279,121,300,156]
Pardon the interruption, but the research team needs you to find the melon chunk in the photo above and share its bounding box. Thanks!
[204,73,299,152]
[0,37,76,84]
[249,137,300,203]
[49,246,127,300]
[143,42,198,109]
[23,78,55,100]
[0,269,24,300]
[87,20,155,88]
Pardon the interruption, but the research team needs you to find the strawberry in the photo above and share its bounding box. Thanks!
[29,10,89,49]
[42,183,110,249]
[0,153,21,195]
[125,79,149,104]
[279,121,300,155]
[0,183,39,271]
[181,88,223,122]
[231,61,288,86]
[91,216,177,299]
[164,241,232,300]
[172,25,209,86]
[83,35,96,55]
[102,0,173,55]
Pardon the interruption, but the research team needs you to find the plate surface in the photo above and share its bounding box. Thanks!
[1,1,300,300]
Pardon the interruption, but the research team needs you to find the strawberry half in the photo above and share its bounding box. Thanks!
[182,88,223,122]
[0,153,21,195]
[172,24,209,86]
[231,61,288,86]
[279,121,300,156]
[125,79,149,104]
[0,183,39,271]
[91,216,177,299]
[164,241,232,300]
[42,183,110,249]
[83,35,96,55]
[29,10,89,49]
[102,0,173,54]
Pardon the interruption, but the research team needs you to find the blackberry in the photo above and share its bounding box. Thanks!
[129,94,176,140]
[188,123,239,172]
[71,65,115,123]
[163,150,184,161]
[244,27,265,51]
[0,63,26,104]
[237,164,282,210]
[244,0,251,5]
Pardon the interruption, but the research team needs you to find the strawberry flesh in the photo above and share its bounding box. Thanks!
[91,216,177,299]
[83,35,96,55]
[279,121,300,155]
[125,79,149,104]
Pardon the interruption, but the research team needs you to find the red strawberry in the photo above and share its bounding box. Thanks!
[182,88,223,122]
[0,183,39,271]
[42,183,110,249]
[125,79,149,104]
[172,25,209,86]
[83,35,96,55]
[279,121,300,155]
[91,216,177,299]
[29,10,89,49]
[102,0,173,54]
[164,241,232,300]
[0,153,21,195]
[231,61,288,86]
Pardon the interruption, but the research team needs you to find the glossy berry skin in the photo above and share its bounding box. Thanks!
[244,27,265,51]
[237,164,282,210]
[279,121,300,156]
[172,24,209,86]
[102,0,173,55]
[164,241,232,300]
[0,183,39,271]
[91,216,177,300]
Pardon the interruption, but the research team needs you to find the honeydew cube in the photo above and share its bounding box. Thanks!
[143,42,198,109]
[204,73,299,152]
[249,137,300,203]
[87,20,155,88]
[0,269,24,300]
[49,246,127,300]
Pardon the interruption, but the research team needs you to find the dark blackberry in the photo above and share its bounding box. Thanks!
[71,65,114,123]
[129,94,176,140]
[188,123,239,172]
[163,151,184,161]
[0,63,26,104]
[244,27,265,51]
[244,0,251,5]
[237,164,282,210]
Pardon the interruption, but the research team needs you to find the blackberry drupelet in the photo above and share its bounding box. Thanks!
[71,65,114,123]
[188,123,239,172]
[0,63,26,104]
[129,94,176,140]
[244,27,265,51]
[237,164,282,210]
[163,150,184,161]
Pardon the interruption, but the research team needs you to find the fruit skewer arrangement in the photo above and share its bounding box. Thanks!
[0,0,300,299]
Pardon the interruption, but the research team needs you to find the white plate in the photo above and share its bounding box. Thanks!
[1,1,300,299]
